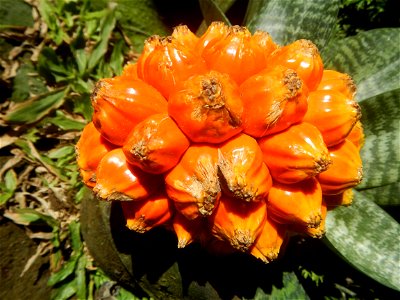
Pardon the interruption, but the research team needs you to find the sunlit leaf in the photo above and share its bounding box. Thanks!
[48,254,80,286]
[43,110,86,131]
[323,28,400,99]
[357,89,400,189]
[87,7,116,70]
[6,88,68,124]
[50,279,77,300]
[4,208,58,227]
[325,191,400,291]
[244,0,340,48]
[69,220,83,253]
[359,183,400,206]
[75,255,87,300]
[109,39,125,76]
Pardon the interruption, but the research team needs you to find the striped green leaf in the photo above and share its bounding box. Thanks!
[359,183,400,206]
[323,28,400,101]
[357,89,400,189]
[325,191,400,291]
[244,0,339,48]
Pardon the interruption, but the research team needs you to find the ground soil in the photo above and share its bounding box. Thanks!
[0,220,52,300]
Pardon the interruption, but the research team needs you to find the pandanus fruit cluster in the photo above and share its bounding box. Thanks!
[76,22,363,263]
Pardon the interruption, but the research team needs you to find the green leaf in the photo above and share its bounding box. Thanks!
[73,93,93,121]
[11,63,48,102]
[4,208,58,228]
[48,254,80,286]
[113,0,170,51]
[323,28,400,99]
[357,89,400,189]
[6,88,68,124]
[88,7,116,70]
[250,272,309,300]
[244,0,340,48]
[69,220,83,253]
[43,110,86,131]
[0,169,17,205]
[0,0,33,27]
[74,49,88,76]
[199,0,231,26]
[4,168,17,192]
[75,255,87,300]
[50,279,77,300]
[359,183,400,206]
[109,39,125,76]
[325,191,400,291]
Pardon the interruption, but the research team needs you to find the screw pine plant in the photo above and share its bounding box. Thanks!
[76,21,364,261]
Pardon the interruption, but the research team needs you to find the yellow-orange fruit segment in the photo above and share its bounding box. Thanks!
[121,193,173,233]
[267,178,323,228]
[317,139,363,195]
[120,62,139,80]
[201,26,274,84]
[210,195,267,252]
[137,35,208,99]
[91,76,167,146]
[123,113,190,174]
[172,212,205,248]
[324,188,354,207]
[76,122,115,187]
[168,70,244,143]
[165,145,221,219]
[250,216,287,263]
[171,24,199,49]
[218,133,272,202]
[258,122,331,184]
[269,39,324,91]
[197,21,229,53]
[303,89,361,147]
[94,148,159,201]
[240,65,308,137]
[317,69,357,99]
[290,200,327,239]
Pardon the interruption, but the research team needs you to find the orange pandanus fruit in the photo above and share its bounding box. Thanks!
[165,145,221,220]
[76,122,115,187]
[123,113,190,174]
[269,39,324,91]
[303,89,361,147]
[218,133,272,202]
[258,122,331,184]
[168,70,244,143]
[317,139,363,195]
[91,76,167,145]
[317,69,357,99]
[201,25,277,84]
[268,178,323,228]
[210,195,267,252]
[250,216,287,263]
[240,65,308,137]
[78,23,363,263]
[137,32,207,99]
[120,193,173,233]
[94,148,160,201]
[172,212,206,248]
